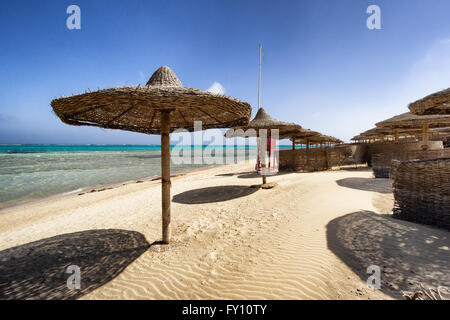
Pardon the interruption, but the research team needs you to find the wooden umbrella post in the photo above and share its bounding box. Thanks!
[422,122,429,150]
[292,140,295,150]
[160,111,171,244]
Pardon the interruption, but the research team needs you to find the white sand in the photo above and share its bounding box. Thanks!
[1,163,448,300]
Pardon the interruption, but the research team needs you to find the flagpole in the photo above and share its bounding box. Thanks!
[258,43,262,110]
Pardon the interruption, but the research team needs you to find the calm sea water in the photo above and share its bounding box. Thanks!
[0,144,287,209]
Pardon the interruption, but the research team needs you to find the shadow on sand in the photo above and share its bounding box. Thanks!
[237,171,293,179]
[327,211,450,299]
[172,185,260,204]
[336,177,392,194]
[0,229,150,300]
[337,166,371,172]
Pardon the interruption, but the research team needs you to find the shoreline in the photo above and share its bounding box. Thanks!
[0,162,244,213]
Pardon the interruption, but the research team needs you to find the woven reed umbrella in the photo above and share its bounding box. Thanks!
[359,127,422,142]
[376,112,450,149]
[351,134,367,143]
[288,129,320,150]
[292,133,341,146]
[51,66,252,244]
[409,88,450,115]
[225,107,302,185]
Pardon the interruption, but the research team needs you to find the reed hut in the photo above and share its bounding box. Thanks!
[51,66,252,244]
[225,107,302,186]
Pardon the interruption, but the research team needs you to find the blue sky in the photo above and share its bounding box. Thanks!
[1,0,450,144]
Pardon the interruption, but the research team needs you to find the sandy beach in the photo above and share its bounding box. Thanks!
[0,162,449,300]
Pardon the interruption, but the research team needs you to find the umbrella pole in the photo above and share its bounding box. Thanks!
[161,111,171,244]
[422,123,429,150]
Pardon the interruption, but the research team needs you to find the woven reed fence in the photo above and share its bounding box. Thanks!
[279,146,353,172]
[372,149,450,178]
[391,158,450,230]
[365,141,443,167]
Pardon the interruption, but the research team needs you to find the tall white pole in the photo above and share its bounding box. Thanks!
[258,43,262,109]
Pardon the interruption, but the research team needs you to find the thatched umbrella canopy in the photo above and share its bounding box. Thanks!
[288,129,321,149]
[292,133,341,147]
[224,108,302,185]
[375,112,450,129]
[225,108,302,138]
[358,127,421,142]
[376,112,450,148]
[51,66,252,244]
[408,88,450,115]
[351,134,366,142]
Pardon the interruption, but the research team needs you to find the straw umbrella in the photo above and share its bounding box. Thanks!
[409,88,450,115]
[292,134,341,146]
[51,66,252,244]
[376,112,450,149]
[225,107,302,185]
[288,129,321,150]
[358,127,422,142]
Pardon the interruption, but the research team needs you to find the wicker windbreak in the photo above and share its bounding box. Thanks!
[52,66,252,134]
[408,88,450,115]
[391,158,450,230]
[372,148,449,178]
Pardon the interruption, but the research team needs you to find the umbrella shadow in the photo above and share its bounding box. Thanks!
[0,229,150,300]
[338,166,371,172]
[172,185,260,204]
[215,173,235,177]
[326,211,450,299]
[336,177,392,194]
[237,171,293,179]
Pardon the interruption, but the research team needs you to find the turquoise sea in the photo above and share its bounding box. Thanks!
[0,144,292,209]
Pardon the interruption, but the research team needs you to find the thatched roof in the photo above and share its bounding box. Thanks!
[224,107,302,138]
[361,127,424,137]
[375,112,450,129]
[408,88,450,115]
[351,135,365,141]
[293,134,342,144]
[351,126,422,142]
[51,66,252,134]
[288,128,321,140]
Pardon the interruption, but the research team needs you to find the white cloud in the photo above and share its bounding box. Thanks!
[207,82,226,95]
